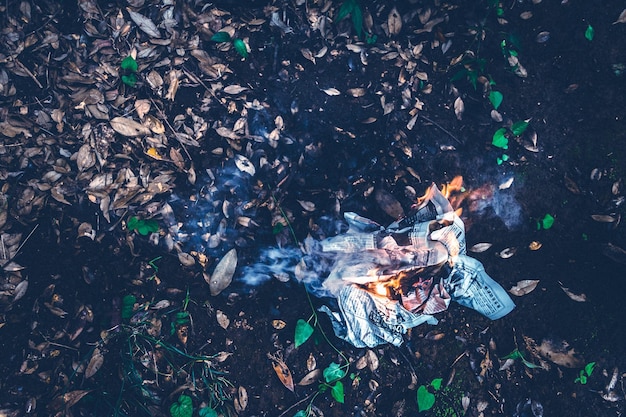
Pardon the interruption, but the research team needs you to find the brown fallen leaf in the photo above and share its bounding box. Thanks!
[110,116,150,137]
[268,353,294,392]
[469,242,492,253]
[613,9,626,24]
[223,85,248,95]
[85,347,104,378]
[209,248,237,296]
[128,9,161,38]
[508,279,540,296]
[387,7,402,36]
[454,96,464,120]
[322,87,341,96]
[234,386,248,412]
[297,369,321,386]
[559,283,586,302]
[537,338,584,368]
[216,310,230,329]
[47,390,91,413]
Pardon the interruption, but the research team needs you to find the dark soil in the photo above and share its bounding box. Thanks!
[1,1,625,417]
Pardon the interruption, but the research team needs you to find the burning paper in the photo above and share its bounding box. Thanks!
[297,183,515,348]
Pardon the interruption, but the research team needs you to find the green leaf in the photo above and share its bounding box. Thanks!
[122,73,137,87]
[584,361,596,376]
[492,128,508,149]
[489,91,503,109]
[351,3,363,38]
[540,214,555,230]
[323,362,346,383]
[417,385,436,412]
[121,294,136,321]
[430,378,443,391]
[335,0,355,23]
[127,216,140,231]
[198,407,218,417]
[169,394,193,417]
[233,38,248,59]
[137,219,159,235]
[211,31,231,43]
[331,381,345,403]
[293,411,307,417]
[501,348,523,360]
[510,120,529,136]
[121,56,138,73]
[585,24,594,41]
[294,319,314,348]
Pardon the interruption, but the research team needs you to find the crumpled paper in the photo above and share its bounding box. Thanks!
[299,183,515,348]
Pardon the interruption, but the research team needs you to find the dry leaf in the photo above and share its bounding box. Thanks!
[559,283,586,302]
[134,99,151,119]
[209,248,237,296]
[234,386,248,412]
[591,214,617,223]
[110,116,150,137]
[235,154,255,176]
[128,10,161,38]
[223,85,248,94]
[387,7,402,36]
[508,279,540,296]
[613,9,626,24]
[76,144,96,172]
[301,48,315,64]
[375,188,404,219]
[497,247,516,259]
[322,87,341,96]
[469,243,492,253]
[216,310,230,329]
[306,353,316,371]
[268,354,294,392]
[297,200,315,212]
[85,347,104,378]
[454,96,464,120]
[178,251,195,267]
[347,88,366,97]
[537,338,584,368]
[297,369,321,386]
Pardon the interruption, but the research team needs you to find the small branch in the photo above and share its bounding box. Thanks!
[419,114,463,145]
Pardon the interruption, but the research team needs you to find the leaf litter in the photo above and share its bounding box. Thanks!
[0,1,624,416]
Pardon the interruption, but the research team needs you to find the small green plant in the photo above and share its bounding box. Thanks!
[127,216,159,235]
[537,213,555,230]
[489,90,503,110]
[584,24,594,41]
[574,361,596,384]
[335,0,376,43]
[170,394,193,417]
[417,377,443,412]
[450,57,487,90]
[501,348,542,369]
[491,119,530,164]
[211,31,248,59]
[121,55,138,87]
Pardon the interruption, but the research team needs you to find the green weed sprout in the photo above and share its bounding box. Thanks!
[335,0,376,43]
[501,348,542,369]
[211,31,248,59]
[127,216,159,235]
[575,361,596,384]
[417,378,443,412]
[121,56,138,87]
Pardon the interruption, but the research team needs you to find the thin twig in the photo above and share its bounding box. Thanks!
[277,392,317,417]
[419,114,463,145]
[1,224,39,270]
